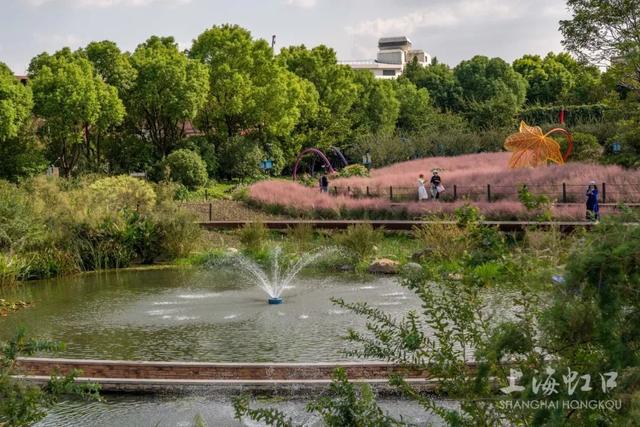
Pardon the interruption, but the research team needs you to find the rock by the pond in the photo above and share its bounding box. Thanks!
[338,264,355,272]
[368,258,400,274]
[226,247,239,254]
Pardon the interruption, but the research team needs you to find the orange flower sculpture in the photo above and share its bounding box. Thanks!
[504,121,573,169]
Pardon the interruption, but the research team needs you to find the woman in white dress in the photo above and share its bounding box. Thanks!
[418,174,429,201]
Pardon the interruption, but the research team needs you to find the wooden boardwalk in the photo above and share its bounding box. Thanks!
[198,219,609,232]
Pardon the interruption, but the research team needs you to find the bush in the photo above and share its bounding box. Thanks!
[161,149,208,190]
[557,132,603,162]
[217,137,264,180]
[88,175,157,214]
[333,224,383,262]
[337,164,369,178]
[239,222,268,254]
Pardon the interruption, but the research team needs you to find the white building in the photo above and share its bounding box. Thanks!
[340,36,431,79]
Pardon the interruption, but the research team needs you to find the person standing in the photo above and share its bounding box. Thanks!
[430,170,443,200]
[586,181,600,221]
[418,174,429,201]
[320,174,329,193]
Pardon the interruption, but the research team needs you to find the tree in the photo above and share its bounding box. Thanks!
[0,63,45,181]
[454,56,527,129]
[127,36,209,159]
[350,70,400,135]
[404,57,463,112]
[277,45,356,149]
[29,48,125,176]
[513,54,575,104]
[190,25,311,174]
[560,0,640,92]
[83,40,137,95]
[394,77,433,132]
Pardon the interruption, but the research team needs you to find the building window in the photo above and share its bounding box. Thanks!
[382,69,396,76]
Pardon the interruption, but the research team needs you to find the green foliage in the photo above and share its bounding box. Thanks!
[394,77,434,132]
[519,104,608,126]
[337,164,369,178]
[453,56,527,130]
[288,223,315,252]
[88,175,157,214]
[239,222,268,254]
[190,24,311,174]
[83,40,137,95]
[333,224,383,262]
[0,176,200,282]
[517,184,553,221]
[559,131,603,162]
[278,44,355,149]
[404,58,463,112]
[29,48,125,176]
[128,36,209,158]
[351,71,400,135]
[233,368,402,427]
[161,149,208,189]
[217,136,264,180]
[0,63,33,142]
[0,328,101,426]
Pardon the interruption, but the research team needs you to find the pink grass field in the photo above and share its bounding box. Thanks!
[248,153,640,220]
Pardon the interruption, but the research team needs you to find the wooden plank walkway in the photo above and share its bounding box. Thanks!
[197,220,611,232]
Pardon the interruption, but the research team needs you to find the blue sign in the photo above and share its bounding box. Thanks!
[260,160,273,171]
[612,142,622,154]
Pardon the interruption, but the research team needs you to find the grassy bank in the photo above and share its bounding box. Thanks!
[0,175,201,287]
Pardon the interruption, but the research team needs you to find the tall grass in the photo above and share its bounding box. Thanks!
[0,175,201,286]
[248,152,640,220]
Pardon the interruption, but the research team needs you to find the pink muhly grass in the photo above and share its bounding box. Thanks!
[332,152,640,203]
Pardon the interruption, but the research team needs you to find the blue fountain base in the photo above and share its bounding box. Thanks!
[268,297,283,305]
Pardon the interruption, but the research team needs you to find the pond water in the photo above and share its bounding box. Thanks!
[0,268,420,362]
[34,393,454,426]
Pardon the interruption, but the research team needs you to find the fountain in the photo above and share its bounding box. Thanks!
[223,246,334,304]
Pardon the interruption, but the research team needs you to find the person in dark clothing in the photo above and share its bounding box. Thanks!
[430,171,443,200]
[319,174,329,193]
[586,181,599,221]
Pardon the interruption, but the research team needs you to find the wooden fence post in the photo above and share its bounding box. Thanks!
[562,183,567,203]
[366,186,370,197]
[389,186,393,201]
[453,184,457,201]
[602,182,606,204]
[208,203,212,221]
[487,184,492,202]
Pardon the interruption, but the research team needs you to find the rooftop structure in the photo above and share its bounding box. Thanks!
[340,36,431,79]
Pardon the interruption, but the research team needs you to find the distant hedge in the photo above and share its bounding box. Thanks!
[518,104,608,126]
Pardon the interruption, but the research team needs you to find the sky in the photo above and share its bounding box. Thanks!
[1,0,571,74]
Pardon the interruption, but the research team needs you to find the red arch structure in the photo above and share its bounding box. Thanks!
[292,148,335,180]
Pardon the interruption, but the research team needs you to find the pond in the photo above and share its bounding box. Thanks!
[35,392,453,426]
[0,268,419,362]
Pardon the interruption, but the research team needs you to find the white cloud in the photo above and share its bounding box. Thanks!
[286,0,317,9]
[26,0,191,7]
[346,0,517,37]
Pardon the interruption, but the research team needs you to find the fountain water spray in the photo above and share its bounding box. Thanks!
[227,246,334,304]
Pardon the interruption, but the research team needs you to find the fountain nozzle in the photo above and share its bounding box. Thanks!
[268,297,283,305]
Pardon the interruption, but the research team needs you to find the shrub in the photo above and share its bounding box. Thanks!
[333,224,383,262]
[337,164,369,178]
[288,223,315,252]
[88,175,157,214]
[161,149,208,189]
[557,132,603,162]
[412,221,469,261]
[239,222,268,254]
